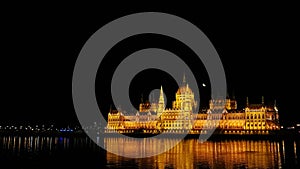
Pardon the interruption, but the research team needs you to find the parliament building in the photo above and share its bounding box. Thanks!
[105,77,280,135]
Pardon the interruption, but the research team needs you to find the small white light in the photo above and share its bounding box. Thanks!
[202,83,206,87]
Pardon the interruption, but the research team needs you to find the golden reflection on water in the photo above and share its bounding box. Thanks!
[105,138,299,169]
[1,136,299,168]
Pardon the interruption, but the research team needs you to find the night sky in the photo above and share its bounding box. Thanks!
[2,5,299,127]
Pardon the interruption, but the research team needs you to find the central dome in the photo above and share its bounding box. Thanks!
[176,84,193,94]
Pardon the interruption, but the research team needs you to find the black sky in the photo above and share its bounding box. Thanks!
[2,4,299,127]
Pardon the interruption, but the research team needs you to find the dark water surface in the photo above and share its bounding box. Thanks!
[1,136,299,169]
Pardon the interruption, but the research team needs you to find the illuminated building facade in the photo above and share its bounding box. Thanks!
[106,77,280,134]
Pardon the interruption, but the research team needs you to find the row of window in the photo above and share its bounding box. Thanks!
[247,124,266,127]
[108,118,123,121]
[162,116,190,120]
[196,116,244,120]
[163,124,189,127]
[246,114,265,119]
[246,120,265,122]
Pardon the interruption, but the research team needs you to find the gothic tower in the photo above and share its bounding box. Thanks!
[157,86,165,117]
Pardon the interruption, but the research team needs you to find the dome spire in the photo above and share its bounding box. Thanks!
[183,73,186,86]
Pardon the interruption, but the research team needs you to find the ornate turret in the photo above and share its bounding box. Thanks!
[157,86,165,117]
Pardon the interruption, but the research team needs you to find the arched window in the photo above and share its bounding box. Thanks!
[262,114,265,119]
[254,114,257,119]
[247,115,249,119]
[258,114,260,119]
[251,115,253,119]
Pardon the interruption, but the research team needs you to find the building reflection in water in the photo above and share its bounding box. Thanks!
[1,136,299,168]
[105,137,300,169]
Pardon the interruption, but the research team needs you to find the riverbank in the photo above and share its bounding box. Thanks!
[103,129,300,140]
[1,130,299,140]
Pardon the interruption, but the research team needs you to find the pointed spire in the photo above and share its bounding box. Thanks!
[158,85,165,115]
[262,96,264,105]
[246,97,249,107]
[183,73,186,85]
[274,99,277,107]
[159,86,164,103]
